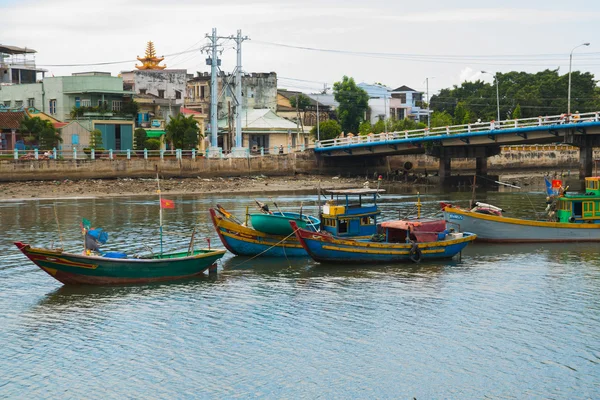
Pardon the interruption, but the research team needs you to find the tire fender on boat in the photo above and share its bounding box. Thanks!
[409,243,422,263]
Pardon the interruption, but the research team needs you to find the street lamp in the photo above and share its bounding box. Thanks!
[568,42,591,117]
[481,71,500,122]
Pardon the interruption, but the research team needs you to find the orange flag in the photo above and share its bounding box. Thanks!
[160,198,175,209]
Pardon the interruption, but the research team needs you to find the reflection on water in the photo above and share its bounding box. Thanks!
[1,188,600,398]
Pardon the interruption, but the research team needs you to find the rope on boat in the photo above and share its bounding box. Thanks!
[232,228,300,268]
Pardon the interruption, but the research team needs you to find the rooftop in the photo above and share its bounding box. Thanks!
[0,45,36,55]
[0,110,26,130]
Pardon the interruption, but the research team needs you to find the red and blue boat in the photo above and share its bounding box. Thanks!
[291,219,476,264]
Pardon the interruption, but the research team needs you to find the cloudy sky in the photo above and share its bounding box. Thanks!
[2,0,599,95]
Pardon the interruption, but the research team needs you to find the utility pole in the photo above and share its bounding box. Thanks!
[425,77,435,130]
[316,83,328,142]
[207,28,219,152]
[232,29,248,155]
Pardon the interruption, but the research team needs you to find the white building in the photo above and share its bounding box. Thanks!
[121,69,187,106]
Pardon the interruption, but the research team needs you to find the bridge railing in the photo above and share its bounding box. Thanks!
[315,111,600,149]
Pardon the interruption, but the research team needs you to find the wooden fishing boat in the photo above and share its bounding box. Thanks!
[250,212,320,236]
[210,189,384,258]
[291,219,476,264]
[442,177,600,242]
[14,242,226,285]
[210,207,307,257]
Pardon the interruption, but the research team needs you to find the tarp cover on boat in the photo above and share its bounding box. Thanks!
[381,219,446,243]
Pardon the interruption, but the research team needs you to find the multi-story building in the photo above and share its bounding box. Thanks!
[0,72,135,151]
[390,85,429,122]
[186,71,278,150]
[0,44,46,86]
[358,83,430,124]
[185,72,277,118]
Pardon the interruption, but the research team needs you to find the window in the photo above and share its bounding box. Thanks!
[3,101,11,107]
[112,100,122,112]
[175,90,181,100]
[361,216,374,225]
[27,98,35,108]
[323,218,336,227]
[15,100,23,108]
[81,99,91,107]
[139,89,147,94]
[399,93,406,103]
[200,86,205,99]
[338,219,348,234]
[98,100,108,107]
[72,134,79,145]
[158,89,165,98]
[49,99,57,114]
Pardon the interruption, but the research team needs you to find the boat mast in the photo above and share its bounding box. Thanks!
[156,169,163,255]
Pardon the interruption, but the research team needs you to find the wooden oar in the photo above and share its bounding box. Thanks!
[255,199,271,214]
[270,198,284,215]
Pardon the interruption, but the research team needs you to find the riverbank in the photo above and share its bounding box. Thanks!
[0,170,565,201]
[0,175,392,201]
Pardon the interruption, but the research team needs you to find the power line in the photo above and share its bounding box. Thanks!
[38,46,210,67]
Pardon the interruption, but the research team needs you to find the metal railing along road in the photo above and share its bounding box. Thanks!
[0,144,313,161]
[314,111,600,149]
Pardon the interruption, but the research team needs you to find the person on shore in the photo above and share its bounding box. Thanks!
[573,111,581,123]
[279,144,284,154]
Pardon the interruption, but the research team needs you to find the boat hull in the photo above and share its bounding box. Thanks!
[250,212,320,236]
[292,223,476,264]
[14,242,226,285]
[210,208,307,257]
[444,207,600,242]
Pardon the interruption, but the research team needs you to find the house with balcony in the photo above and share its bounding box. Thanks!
[0,72,135,151]
[390,85,430,123]
[0,44,47,87]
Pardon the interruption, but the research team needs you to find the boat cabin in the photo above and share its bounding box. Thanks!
[380,219,449,243]
[321,189,384,237]
[556,177,600,223]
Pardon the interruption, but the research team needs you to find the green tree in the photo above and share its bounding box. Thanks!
[430,111,454,128]
[430,69,600,122]
[165,114,201,149]
[89,129,103,149]
[372,119,386,134]
[333,76,369,133]
[453,101,470,125]
[391,118,425,131]
[38,120,62,149]
[289,93,311,110]
[512,103,522,119]
[310,120,342,141]
[134,128,147,150]
[19,116,62,148]
[358,121,372,135]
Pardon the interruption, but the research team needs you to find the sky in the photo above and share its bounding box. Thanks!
[2,0,600,96]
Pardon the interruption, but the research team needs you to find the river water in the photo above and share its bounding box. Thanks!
[1,186,599,398]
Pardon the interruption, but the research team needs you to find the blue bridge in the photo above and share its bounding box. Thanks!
[314,111,600,182]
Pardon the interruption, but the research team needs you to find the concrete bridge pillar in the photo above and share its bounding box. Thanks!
[565,134,600,179]
[438,154,451,185]
[476,156,488,176]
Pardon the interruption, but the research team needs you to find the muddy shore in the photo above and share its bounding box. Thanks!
[0,170,565,201]
[0,175,389,201]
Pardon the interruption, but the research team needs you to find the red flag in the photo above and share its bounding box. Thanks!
[160,198,175,209]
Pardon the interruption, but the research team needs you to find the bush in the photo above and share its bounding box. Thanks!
[145,138,161,150]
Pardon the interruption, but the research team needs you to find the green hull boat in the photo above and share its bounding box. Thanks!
[249,212,320,236]
[15,241,226,285]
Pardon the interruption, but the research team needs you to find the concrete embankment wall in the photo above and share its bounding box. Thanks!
[0,146,596,182]
[0,153,319,182]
